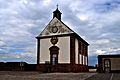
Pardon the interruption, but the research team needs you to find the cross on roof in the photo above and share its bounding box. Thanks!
[57,4,59,9]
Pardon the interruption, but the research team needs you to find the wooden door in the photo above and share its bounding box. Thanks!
[104,59,111,73]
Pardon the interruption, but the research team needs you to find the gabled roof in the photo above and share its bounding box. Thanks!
[36,17,89,45]
[37,17,74,37]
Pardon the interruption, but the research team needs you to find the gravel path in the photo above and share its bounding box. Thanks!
[85,73,112,80]
[110,73,120,80]
[0,71,96,80]
[85,73,120,80]
[1,71,120,80]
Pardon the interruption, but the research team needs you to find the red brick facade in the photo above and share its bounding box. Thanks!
[36,64,88,72]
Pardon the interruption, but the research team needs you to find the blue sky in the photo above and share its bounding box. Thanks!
[0,0,120,66]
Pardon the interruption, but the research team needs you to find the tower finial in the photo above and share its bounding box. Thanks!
[57,4,59,9]
[53,4,62,20]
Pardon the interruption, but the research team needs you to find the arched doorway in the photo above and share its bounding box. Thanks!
[49,46,59,65]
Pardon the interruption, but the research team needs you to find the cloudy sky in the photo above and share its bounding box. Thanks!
[0,0,120,66]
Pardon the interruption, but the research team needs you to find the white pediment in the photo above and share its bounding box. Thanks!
[38,17,74,37]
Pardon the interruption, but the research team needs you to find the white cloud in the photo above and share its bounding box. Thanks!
[96,50,106,55]
[95,39,110,44]
[77,14,89,21]
[19,0,29,4]
[0,40,6,47]
[42,0,52,6]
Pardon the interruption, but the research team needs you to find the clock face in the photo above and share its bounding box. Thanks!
[52,26,58,33]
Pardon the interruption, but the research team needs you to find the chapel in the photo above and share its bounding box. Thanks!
[36,6,89,72]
